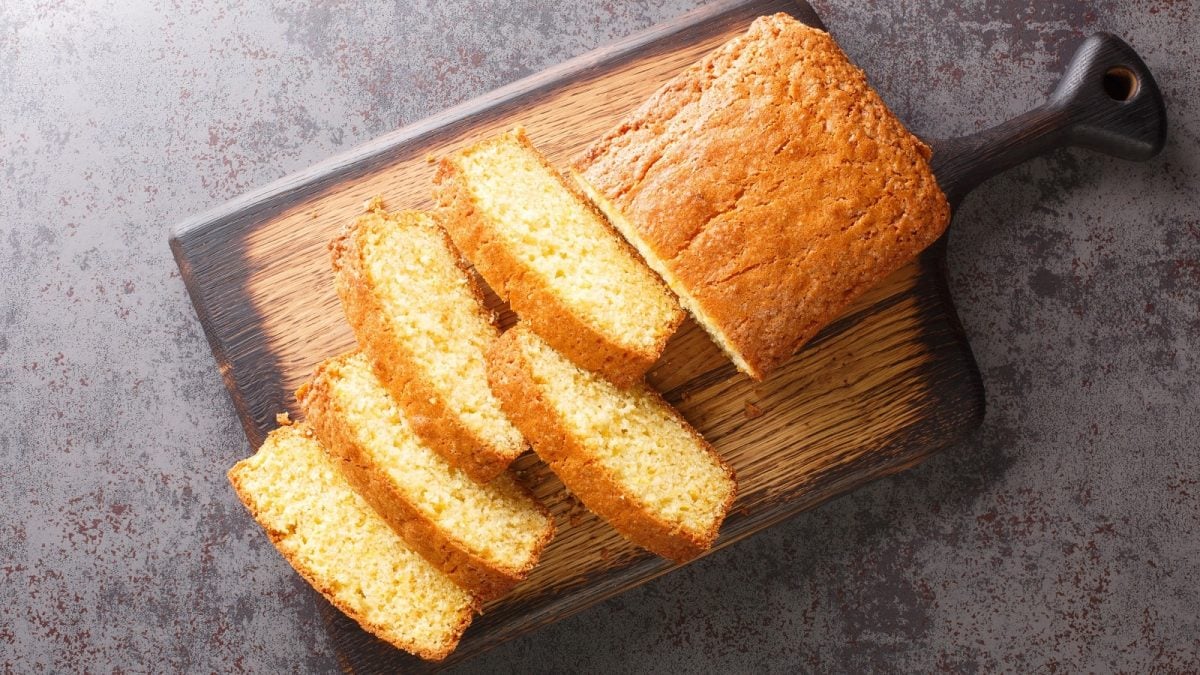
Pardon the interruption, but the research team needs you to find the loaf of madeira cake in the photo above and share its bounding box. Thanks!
[434,127,684,386]
[574,13,951,380]
[331,201,524,483]
[228,423,476,662]
[297,352,554,600]
[487,324,736,562]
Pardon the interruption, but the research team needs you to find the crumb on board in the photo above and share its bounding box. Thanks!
[744,401,764,419]
[364,195,385,213]
[275,411,293,426]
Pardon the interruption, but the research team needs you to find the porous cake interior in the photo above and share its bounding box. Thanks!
[358,210,522,449]
[456,133,678,351]
[230,425,472,657]
[512,329,732,535]
[330,353,548,569]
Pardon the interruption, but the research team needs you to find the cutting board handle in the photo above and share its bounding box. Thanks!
[930,32,1167,207]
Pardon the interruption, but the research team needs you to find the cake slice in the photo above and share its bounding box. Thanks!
[228,423,476,662]
[297,352,555,600]
[573,13,951,380]
[331,201,524,484]
[486,324,736,562]
[434,127,684,386]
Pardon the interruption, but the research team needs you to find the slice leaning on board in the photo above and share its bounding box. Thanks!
[227,12,952,662]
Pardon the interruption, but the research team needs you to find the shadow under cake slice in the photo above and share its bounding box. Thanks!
[227,423,476,662]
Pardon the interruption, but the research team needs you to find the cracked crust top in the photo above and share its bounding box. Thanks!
[574,13,950,379]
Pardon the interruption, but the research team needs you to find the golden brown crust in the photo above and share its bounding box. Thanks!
[433,127,683,387]
[330,207,521,484]
[574,13,951,380]
[296,356,554,602]
[486,328,735,563]
[227,425,475,662]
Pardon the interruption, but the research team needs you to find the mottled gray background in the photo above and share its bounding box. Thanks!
[2,0,1197,672]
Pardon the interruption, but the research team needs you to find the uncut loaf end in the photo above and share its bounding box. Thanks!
[574,13,950,380]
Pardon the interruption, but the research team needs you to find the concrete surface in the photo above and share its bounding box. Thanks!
[2,0,1197,672]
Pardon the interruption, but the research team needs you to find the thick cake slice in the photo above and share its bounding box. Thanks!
[486,324,736,563]
[434,127,684,386]
[574,12,951,380]
[331,201,524,484]
[228,423,476,662]
[297,352,555,601]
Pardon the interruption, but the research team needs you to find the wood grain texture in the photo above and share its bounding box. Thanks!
[170,0,986,671]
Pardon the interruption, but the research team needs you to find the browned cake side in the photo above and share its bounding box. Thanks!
[574,12,951,380]
[330,201,524,484]
[487,325,736,563]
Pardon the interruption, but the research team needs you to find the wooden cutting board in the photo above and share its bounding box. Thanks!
[170,0,1165,670]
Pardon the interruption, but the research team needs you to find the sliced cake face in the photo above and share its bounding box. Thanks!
[297,352,554,599]
[434,127,684,386]
[574,13,951,380]
[332,204,524,483]
[488,325,736,562]
[227,423,475,662]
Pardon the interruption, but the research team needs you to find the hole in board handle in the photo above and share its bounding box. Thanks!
[1103,66,1140,101]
